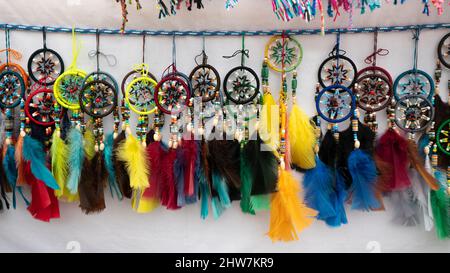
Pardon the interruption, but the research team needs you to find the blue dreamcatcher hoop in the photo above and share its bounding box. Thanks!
[393,69,434,101]
[315,84,356,123]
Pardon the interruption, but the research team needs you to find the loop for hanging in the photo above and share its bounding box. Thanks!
[87,30,117,68]
[42,26,47,49]
[142,32,146,64]
[194,35,207,66]
[412,26,421,71]
[329,30,346,57]
[172,33,176,67]
[222,34,249,66]
[364,48,389,65]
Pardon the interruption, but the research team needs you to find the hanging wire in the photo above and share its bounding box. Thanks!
[42,26,47,49]
[87,30,117,69]
[142,32,146,64]
[412,26,421,72]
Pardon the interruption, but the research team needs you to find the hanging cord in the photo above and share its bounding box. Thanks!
[412,26,421,72]
[42,26,47,49]
[87,30,117,69]
[142,32,146,64]
[335,29,341,67]
[364,29,389,66]
[194,35,207,66]
[172,33,176,69]
[0,28,21,65]
[222,33,249,65]
[5,27,9,65]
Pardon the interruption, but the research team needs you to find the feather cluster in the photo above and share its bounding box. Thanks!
[289,104,316,170]
[116,135,149,191]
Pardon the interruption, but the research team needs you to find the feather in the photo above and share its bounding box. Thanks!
[409,169,434,231]
[347,149,381,211]
[375,129,411,191]
[0,112,5,145]
[83,130,96,161]
[259,92,278,152]
[199,167,210,219]
[104,133,122,200]
[174,146,186,207]
[430,170,450,239]
[22,136,58,189]
[3,144,18,208]
[289,104,316,170]
[303,156,336,222]
[185,141,201,204]
[182,139,197,198]
[212,169,231,209]
[66,128,85,194]
[268,168,317,242]
[52,131,78,202]
[390,187,420,226]
[144,141,163,200]
[14,133,25,186]
[240,145,254,214]
[330,170,348,226]
[160,148,179,210]
[406,139,439,191]
[116,134,149,191]
[113,131,131,198]
[78,152,106,214]
[250,195,270,211]
[318,129,337,167]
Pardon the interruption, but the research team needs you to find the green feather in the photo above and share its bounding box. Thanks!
[250,194,271,211]
[240,145,254,215]
[430,189,450,239]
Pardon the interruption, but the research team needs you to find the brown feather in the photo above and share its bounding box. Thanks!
[78,152,106,214]
[406,139,439,191]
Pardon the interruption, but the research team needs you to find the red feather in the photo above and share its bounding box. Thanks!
[25,163,60,222]
[144,142,163,200]
[375,129,410,191]
[160,148,179,210]
[182,139,197,197]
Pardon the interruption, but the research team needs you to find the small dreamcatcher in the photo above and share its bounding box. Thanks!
[0,29,25,109]
[393,28,434,101]
[0,27,29,88]
[126,64,158,115]
[264,34,302,73]
[53,28,87,110]
[223,35,260,105]
[25,78,57,128]
[353,31,392,131]
[436,119,450,156]
[318,31,357,89]
[79,31,118,118]
[437,32,450,69]
[316,85,356,124]
[27,27,64,86]
[394,94,434,133]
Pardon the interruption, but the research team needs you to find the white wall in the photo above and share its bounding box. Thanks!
[0,0,449,252]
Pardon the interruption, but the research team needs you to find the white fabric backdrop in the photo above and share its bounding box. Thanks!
[0,0,449,252]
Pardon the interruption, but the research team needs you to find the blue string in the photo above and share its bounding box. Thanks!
[0,22,449,36]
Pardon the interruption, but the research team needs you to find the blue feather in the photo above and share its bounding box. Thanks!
[348,149,381,211]
[434,169,447,189]
[212,169,231,208]
[303,156,336,221]
[418,133,429,159]
[22,136,58,190]
[326,170,348,227]
[174,147,186,207]
[199,175,209,219]
[185,141,201,204]
[211,196,224,220]
[3,145,17,208]
[104,133,122,200]
[67,128,84,194]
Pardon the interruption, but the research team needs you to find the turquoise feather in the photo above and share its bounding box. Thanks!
[3,145,17,208]
[104,133,122,200]
[212,169,231,209]
[67,128,84,194]
[22,136,58,190]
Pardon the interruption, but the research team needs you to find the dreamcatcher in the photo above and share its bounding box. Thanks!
[353,30,392,132]
[437,32,450,69]
[393,28,434,101]
[53,28,87,111]
[318,32,357,89]
[264,34,302,73]
[27,27,64,86]
[0,27,28,88]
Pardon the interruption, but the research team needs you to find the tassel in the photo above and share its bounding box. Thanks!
[259,92,279,152]
[25,163,60,222]
[14,133,25,186]
[268,168,317,241]
[22,136,58,189]
[347,149,381,211]
[52,130,77,202]
[197,141,210,218]
[144,141,163,200]
[78,152,106,214]
[406,139,439,191]
[375,129,411,191]
[117,135,149,191]
[66,128,85,194]
[104,133,122,200]
[160,148,179,209]
[183,139,197,198]
[303,156,336,222]
[212,169,231,208]
[113,131,132,198]
[289,105,316,170]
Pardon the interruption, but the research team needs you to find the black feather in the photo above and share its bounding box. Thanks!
[113,131,132,199]
[78,152,106,213]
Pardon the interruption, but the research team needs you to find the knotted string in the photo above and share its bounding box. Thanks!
[222,33,249,66]
[194,35,207,66]
[364,29,389,66]
[87,30,117,71]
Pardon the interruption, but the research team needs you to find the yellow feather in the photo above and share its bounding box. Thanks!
[52,131,78,202]
[268,168,317,242]
[288,104,316,169]
[259,92,279,153]
[134,191,159,213]
[117,135,149,191]
[83,130,96,160]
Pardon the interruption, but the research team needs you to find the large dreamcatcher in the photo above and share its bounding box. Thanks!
[79,31,118,118]
[27,27,64,86]
[0,28,25,109]
[393,28,434,101]
[353,31,392,132]
[53,28,87,110]
[318,32,357,89]
[437,32,450,69]
[394,94,434,133]
[264,34,302,73]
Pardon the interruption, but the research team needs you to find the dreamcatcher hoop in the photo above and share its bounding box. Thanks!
[189,63,220,103]
[121,68,157,96]
[357,66,393,85]
[0,62,29,88]
[264,35,303,73]
[53,69,87,110]
[436,119,450,156]
[125,75,158,115]
[25,87,56,127]
[394,94,434,133]
[354,73,392,112]
[318,54,358,89]
[79,79,118,118]
[0,70,25,108]
[315,84,356,123]
[438,32,450,69]
[154,75,191,115]
[27,48,64,86]
[223,66,260,105]
[393,69,434,101]
[82,71,118,92]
